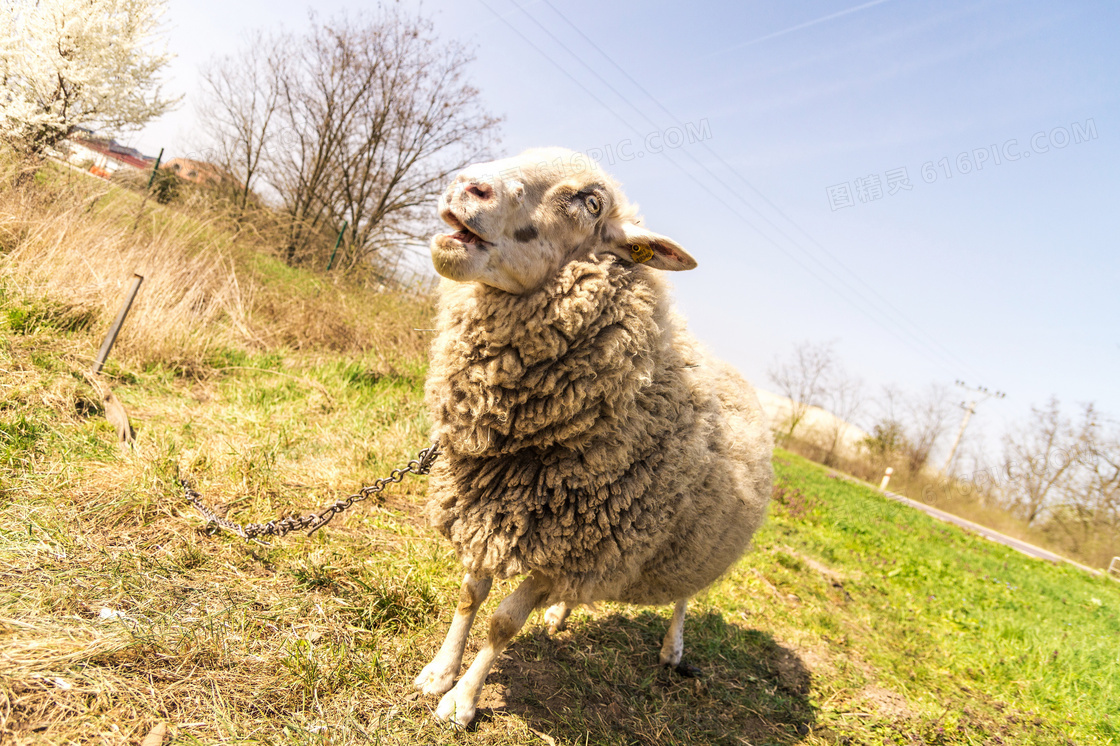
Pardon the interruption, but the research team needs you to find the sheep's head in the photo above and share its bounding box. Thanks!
[430,147,696,294]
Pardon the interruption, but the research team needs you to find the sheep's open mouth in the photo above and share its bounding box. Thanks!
[450,228,486,245]
[440,209,490,247]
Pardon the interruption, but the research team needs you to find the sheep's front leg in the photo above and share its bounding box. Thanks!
[414,573,492,695]
[659,598,688,667]
[436,572,550,727]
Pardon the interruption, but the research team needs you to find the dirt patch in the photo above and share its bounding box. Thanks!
[481,655,565,724]
[779,545,864,585]
[854,685,914,719]
[798,646,837,679]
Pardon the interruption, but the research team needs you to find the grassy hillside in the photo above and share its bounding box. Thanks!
[2,166,1118,745]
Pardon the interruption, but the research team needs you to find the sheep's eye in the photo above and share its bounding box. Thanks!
[585,195,600,214]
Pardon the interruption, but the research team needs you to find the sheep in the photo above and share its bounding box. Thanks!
[415,147,772,726]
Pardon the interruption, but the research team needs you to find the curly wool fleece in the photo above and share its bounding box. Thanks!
[425,253,772,605]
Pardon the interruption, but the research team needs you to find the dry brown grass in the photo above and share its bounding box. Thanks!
[0,158,435,377]
[1,166,252,372]
[0,312,453,744]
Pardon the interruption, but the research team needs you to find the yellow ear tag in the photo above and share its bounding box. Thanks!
[630,244,654,263]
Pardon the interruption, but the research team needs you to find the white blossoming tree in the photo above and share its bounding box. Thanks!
[0,0,179,156]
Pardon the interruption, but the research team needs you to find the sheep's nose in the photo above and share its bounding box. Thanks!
[464,181,493,200]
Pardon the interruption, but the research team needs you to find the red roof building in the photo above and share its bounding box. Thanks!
[60,135,155,179]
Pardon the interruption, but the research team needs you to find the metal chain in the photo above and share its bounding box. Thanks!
[181,439,440,545]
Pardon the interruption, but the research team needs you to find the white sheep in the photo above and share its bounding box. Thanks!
[416,147,772,726]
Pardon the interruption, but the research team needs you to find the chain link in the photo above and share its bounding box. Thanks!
[182,439,440,545]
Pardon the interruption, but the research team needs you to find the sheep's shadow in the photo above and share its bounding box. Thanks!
[478,609,815,745]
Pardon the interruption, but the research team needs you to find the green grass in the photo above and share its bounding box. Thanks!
[2,315,1117,745]
[750,456,1119,745]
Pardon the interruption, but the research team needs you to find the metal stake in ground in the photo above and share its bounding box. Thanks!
[87,274,144,446]
[146,148,165,191]
[93,274,144,375]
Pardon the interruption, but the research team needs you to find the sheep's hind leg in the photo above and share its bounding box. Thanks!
[543,601,571,633]
[414,573,492,696]
[436,572,550,727]
[659,598,688,666]
[659,597,701,676]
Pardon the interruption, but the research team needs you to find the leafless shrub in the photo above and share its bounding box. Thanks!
[819,370,864,466]
[768,340,837,441]
[999,398,1119,551]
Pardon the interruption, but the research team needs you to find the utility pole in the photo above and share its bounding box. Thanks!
[941,380,1005,474]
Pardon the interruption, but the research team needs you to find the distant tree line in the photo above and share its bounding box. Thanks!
[989,399,1118,561]
[769,341,1119,567]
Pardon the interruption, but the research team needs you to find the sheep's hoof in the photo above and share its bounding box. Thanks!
[435,685,477,727]
[669,659,703,678]
[659,640,683,667]
[414,660,457,696]
[543,603,570,634]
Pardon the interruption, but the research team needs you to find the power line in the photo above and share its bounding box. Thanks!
[535,0,981,380]
[474,0,881,318]
[478,0,955,374]
[480,0,985,381]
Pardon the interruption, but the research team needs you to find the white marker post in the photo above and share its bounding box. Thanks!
[879,467,894,491]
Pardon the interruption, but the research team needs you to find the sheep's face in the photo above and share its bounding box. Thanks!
[430,147,696,294]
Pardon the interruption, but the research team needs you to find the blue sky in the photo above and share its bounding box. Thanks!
[131,0,1119,465]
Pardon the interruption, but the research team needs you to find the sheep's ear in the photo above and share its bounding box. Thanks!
[604,221,697,271]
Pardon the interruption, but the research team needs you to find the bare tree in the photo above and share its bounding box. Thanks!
[1000,398,1086,526]
[1081,428,1120,544]
[267,20,367,265]
[820,369,864,465]
[859,384,909,467]
[903,383,952,474]
[858,383,951,475]
[195,31,286,214]
[1041,405,1119,553]
[196,9,500,275]
[1089,430,1120,533]
[768,341,836,441]
[328,17,499,273]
